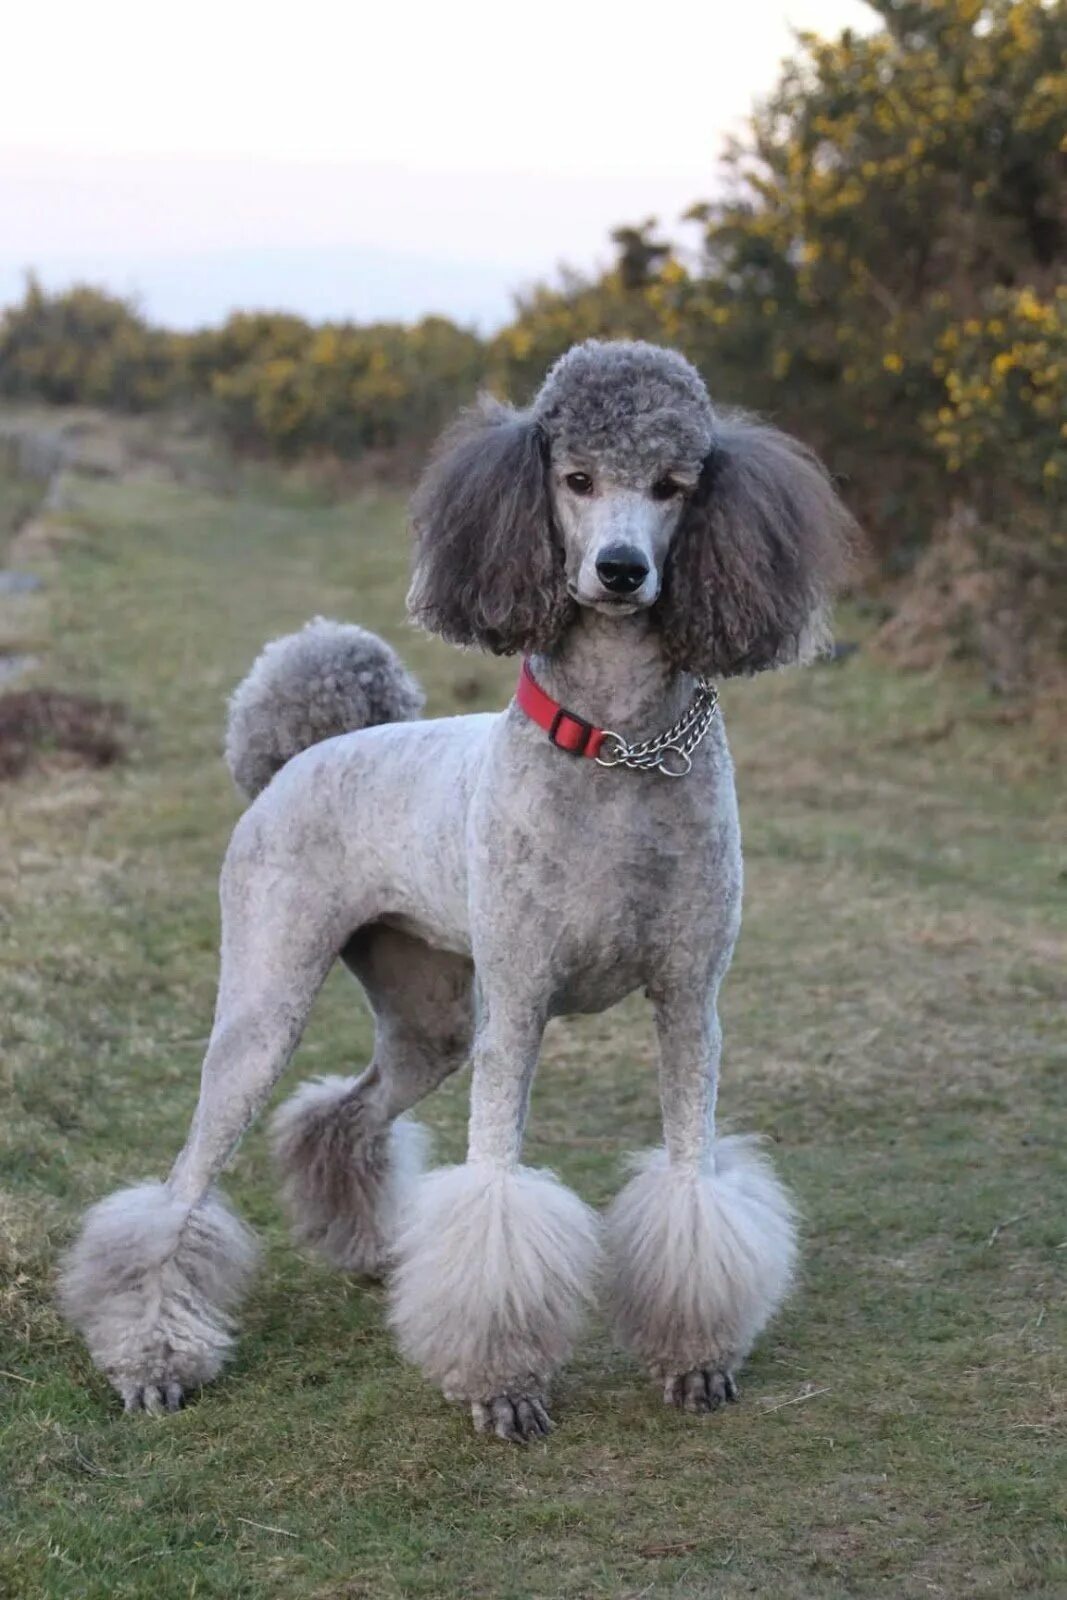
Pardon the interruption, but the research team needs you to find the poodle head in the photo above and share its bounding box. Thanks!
[408,339,854,674]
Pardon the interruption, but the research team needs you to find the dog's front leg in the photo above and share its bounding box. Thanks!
[605,983,799,1414]
[388,985,602,1443]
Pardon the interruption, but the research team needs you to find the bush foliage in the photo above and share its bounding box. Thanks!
[0,278,181,410]
[1,0,1063,679]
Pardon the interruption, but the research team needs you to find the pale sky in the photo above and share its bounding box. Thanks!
[1,0,874,328]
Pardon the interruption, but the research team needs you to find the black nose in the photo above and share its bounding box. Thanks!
[595,544,649,595]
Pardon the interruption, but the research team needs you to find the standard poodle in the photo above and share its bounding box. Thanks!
[60,340,854,1442]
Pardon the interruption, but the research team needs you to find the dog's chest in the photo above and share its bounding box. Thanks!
[545,854,674,1013]
[469,734,737,1016]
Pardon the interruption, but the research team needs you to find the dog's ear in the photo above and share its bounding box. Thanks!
[407,395,572,655]
[657,413,856,678]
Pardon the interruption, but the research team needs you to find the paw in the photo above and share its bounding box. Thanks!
[663,1367,739,1415]
[471,1392,554,1444]
[121,1379,186,1415]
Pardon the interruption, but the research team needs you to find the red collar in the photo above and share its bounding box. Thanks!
[516,659,608,759]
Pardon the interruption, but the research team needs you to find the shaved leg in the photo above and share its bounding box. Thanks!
[271,927,474,1275]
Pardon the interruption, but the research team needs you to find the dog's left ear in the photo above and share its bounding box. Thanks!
[657,414,856,678]
[407,395,572,655]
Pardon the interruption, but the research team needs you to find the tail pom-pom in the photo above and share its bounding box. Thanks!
[225,618,424,799]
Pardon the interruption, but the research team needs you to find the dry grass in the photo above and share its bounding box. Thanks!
[0,446,1064,1599]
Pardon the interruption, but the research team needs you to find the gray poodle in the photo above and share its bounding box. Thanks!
[60,340,853,1442]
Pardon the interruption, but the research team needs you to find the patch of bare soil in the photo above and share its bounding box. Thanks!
[0,689,130,780]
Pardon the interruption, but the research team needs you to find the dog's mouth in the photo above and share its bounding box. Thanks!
[567,583,656,617]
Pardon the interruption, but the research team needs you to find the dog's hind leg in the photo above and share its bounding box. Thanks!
[59,813,348,1413]
[605,982,798,1414]
[270,925,474,1275]
[387,978,603,1443]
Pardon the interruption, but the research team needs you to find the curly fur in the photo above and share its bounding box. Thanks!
[407,396,573,655]
[655,413,855,677]
[270,1076,428,1275]
[605,1140,798,1378]
[534,339,715,478]
[225,616,424,798]
[58,1182,259,1408]
[388,1162,603,1401]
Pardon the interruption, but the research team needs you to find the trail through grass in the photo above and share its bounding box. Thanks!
[1,449,1064,1598]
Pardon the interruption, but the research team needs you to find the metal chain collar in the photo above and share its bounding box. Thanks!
[595,679,720,778]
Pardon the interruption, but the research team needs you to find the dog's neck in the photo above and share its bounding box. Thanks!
[531,610,690,742]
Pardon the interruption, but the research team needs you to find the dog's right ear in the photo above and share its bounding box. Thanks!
[407,396,572,655]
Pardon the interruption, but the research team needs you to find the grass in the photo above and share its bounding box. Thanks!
[0,450,43,554]
[0,444,1064,1599]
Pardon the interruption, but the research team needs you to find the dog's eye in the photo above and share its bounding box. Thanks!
[564,472,594,496]
[651,476,682,501]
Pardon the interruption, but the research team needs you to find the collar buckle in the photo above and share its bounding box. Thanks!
[548,706,596,756]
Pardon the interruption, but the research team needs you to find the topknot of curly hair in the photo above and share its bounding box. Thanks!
[531,341,715,476]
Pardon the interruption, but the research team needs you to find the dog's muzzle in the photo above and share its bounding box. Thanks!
[595,544,649,595]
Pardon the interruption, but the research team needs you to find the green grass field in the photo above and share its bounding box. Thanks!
[1,444,1064,1599]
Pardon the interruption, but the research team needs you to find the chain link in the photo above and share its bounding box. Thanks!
[595,679,720,778]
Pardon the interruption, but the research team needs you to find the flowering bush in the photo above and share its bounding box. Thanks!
[0,276,183,410]
[926,287,1067,501]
